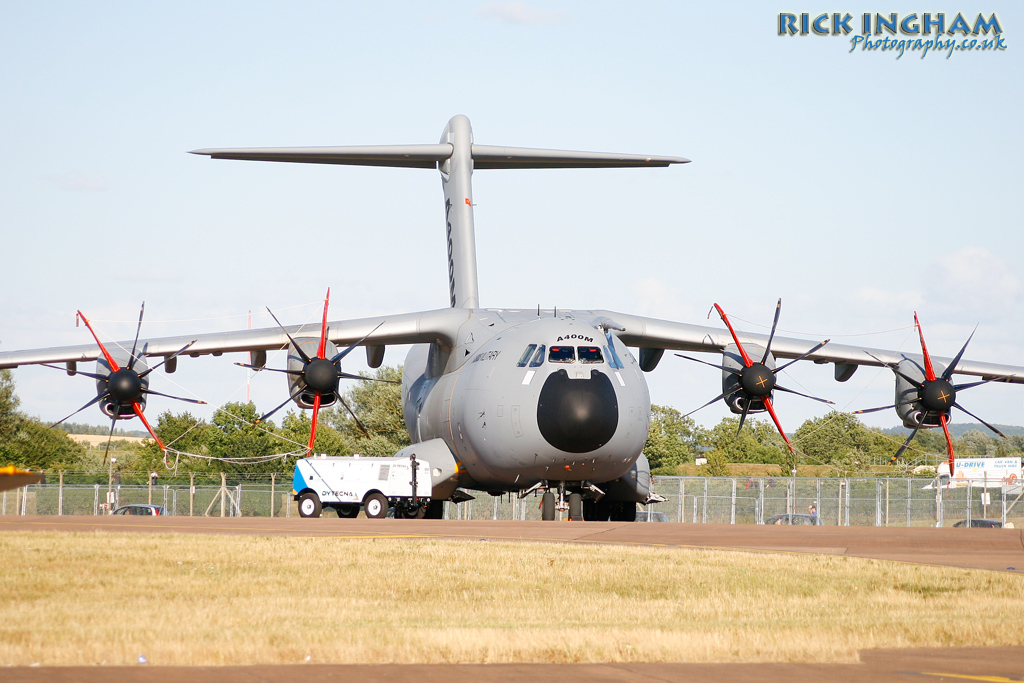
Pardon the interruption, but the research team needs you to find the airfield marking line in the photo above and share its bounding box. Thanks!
[920,674,1024,682]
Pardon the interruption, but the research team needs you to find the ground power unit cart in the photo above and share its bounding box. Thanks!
[292,453,432,519]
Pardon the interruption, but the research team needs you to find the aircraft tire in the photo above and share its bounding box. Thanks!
[568,493,583,521]
[298,492,322,518]
[541,491,556,521]
[364,492,389,519]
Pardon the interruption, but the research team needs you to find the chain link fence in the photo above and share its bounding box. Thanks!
[3,475,1022,527]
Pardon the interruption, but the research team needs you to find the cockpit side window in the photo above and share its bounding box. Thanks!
[516,344,538,367]
[529,344,546,367]
[578,346,603,363]
[548,346,575,363]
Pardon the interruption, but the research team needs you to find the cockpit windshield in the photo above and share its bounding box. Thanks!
[548,346,575,363]
[578,347,603,363]
[516,344,537,367]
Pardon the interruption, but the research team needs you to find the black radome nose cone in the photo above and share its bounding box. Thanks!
[537,369,618,453]
[108,369,143,402]
[304,358,339,393]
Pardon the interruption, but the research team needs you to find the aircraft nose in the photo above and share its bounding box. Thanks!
[537,369,618,453]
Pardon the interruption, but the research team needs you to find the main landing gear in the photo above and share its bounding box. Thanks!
[537,484,629,521]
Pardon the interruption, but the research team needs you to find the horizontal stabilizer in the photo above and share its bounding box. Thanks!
[190,144,689,170]
[471,145,689,169]
[189,144,452,169]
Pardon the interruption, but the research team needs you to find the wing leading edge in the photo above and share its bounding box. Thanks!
[0,308,468,370]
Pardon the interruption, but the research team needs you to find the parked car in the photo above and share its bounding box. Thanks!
[952,519,1011,528]
[112,504,166,516]
[635,510,670,522]
[765,513,820,526]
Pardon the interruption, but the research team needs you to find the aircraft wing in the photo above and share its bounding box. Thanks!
[0,308,468,370]
[598,310,1024,384]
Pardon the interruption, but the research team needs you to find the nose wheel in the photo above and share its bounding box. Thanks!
[539,488,584,521]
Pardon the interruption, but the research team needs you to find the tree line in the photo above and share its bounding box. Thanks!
[3,365,1022,477]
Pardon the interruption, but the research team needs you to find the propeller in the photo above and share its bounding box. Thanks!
[236,289,394,453]
[853,313,1007,475]
[677,299,832,453]
[49,303,206,463]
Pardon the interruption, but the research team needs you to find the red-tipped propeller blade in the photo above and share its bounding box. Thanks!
[713,303,753,367]
[317,288,330,359]
[914,312,937,382]
[77,311,120,372]
[308,393,322,454]
[762,395,795,454]
[939,413,955,476]
[131,401,166,452]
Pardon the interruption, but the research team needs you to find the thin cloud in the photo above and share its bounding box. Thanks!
[925,246,1021,321]
[477,1,571,24]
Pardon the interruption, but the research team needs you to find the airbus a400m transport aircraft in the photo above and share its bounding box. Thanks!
[2,115,1022,521]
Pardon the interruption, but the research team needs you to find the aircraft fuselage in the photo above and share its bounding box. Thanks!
[402,310,651,492]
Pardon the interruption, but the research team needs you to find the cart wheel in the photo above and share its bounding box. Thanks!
[364,492,389,519]
[298,492,322,518]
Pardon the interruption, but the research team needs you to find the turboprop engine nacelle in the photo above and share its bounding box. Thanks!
[288,338,340,410]
[895,358,950,429]
[95,354,150,419]
[721,343,775,414]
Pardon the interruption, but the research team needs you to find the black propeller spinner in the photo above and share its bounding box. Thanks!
[677,299,833,453]
[46,303,205,463]
[854,313,1008,474]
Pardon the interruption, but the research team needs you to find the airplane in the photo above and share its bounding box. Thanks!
[2,115,1022,521]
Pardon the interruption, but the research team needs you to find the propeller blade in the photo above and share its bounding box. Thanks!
[773,384,835,405]
[891,415,926,464]
[914,312,937,382]
[952,402,1006,439]
[338,371,399,384]
[853,398,917,416]
[40,364,109,381]
[852,404,896,415]
[307,393,322,453]
[774,339,830,374]
[51,392,109,427]
[266,306,312,365]
[938,413,955,475]
[138,340,199,379]
[131,401,166,451]
[735,400,752,439]
[256,385,307,424]
[761,395,795,454]
[316,289,330,359]
[865,352,924,389]
[101,415,118,466]
[941,326,978,381]
[953,380,993,392]
[77,310,120,371]
[330,322,387,364]
[233,363,303,376]
[141,388,207,405]
[683,386,742,418]
[675,354,742,376]
[126,302,146,371]
[337,396,370,438]
[712,303,753,368]
[761,298,782,365]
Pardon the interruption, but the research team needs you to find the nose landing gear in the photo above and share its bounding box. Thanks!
[539,482,585,521]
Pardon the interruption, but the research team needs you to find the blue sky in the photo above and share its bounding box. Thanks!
[1,2,1021,436]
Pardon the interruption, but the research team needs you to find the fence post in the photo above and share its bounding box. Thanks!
[93,484,99,516]
[189,473,195,517]
[271,473,276,518]
[236,484,242,517]
[906,478,912,527]
[730,478,736,525]
[677,478,684,523]
[875,480,882,527]
[220,473,226,518]
[844,478,851,526]
[58,471,64,516]
[701,478,708,524]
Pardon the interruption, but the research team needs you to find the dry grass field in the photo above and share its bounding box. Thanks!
[2,531,1023,667]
